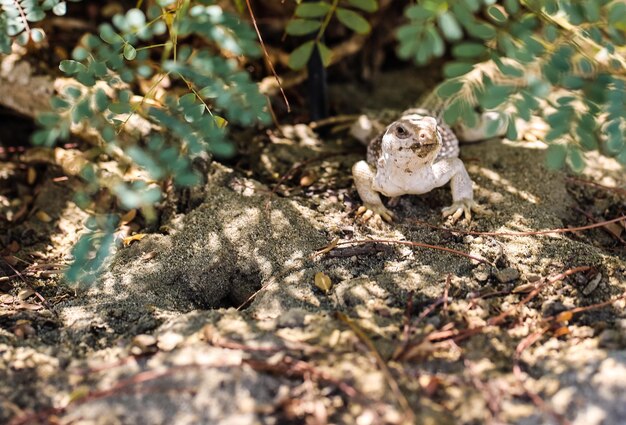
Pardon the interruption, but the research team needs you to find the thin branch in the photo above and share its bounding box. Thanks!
[244,0,290,112]
[414,215,626,238]
[316,239,493,266]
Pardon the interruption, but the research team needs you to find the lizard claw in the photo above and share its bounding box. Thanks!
[357,204,395,223]
[442,199,491,224]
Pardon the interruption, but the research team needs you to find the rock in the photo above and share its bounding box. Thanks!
[495,267,520,283]
[472,266,490,282]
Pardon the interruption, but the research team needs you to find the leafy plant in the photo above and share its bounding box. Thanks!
[2,0,269,285]
[396,0,626,171]
[286,0,378,69]
[0,0,74,52]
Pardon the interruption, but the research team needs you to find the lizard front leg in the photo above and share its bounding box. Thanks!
[352,160,395,222]
[434,158,490,223]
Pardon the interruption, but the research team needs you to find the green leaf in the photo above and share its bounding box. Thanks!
[286,19,322,36]
[316,42,332,67]
[521,35,544,55]
[495,58,524,77]
[505,117,517,140]
[102,126,115,143]
[126,8,146,28]
[59,60,87,75]
[415,41,432,65]
[609,2,626,29]
[50,96,70,109]
[566,147,585,173]
[443,99,462,124]
[479,84,515,109]
[99,24,120,44]
[437,11,462,41]
[464,0,480,12]
[576,122,598,151]
[76,71,96,86]
[486,5,507,24]
[561,75,583,90]
[426,26,444,57]
[544,24,558,42]
[443,62,474,78]
[336,8,371,34]
[546,144,566,169]
[451,42,486,59]
[581,1,600,22]
[465,22,496,40]
[52,1,66,16]
[36,112,60,127]
[94,89,109,112]
[72,46,89,61]
[436,80,463,98]
[123,44,137,60]
[606,122,624,154]
[503,0,519,14]
[405,5,435,20]
[348,0,378,13]
[295,2,331,18]
[30,28,46,43]
[288,40,315,70]
[26,10,45,22]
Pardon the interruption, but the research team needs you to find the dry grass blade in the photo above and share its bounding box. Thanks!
[244,0,290,112]
[317,239,492,266]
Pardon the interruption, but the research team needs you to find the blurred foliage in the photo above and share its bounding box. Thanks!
[395,0,626,172]
[286,0,378,69]
[285,0,626,172]
[0,0,74,51]
[1,0,269,285]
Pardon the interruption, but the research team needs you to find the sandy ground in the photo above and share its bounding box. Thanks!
[1,68,625,425]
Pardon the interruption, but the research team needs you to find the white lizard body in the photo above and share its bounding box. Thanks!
[352,108,492,223]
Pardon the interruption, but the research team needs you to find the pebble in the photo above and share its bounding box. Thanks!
[582,273,602,295]
[495,267,520,283]
[598,329,621,348]
[473,269,490,282]
[527,274,541,282]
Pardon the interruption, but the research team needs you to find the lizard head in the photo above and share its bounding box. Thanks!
[381,115,442,164]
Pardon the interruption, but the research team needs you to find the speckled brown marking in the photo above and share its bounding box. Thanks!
[411,142,438,158]
[366,133,382,165]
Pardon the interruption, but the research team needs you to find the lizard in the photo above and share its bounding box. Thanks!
[351,108,505,224]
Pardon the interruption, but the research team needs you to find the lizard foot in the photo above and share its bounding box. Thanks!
[356,203,395,223]
[442,199,491,224]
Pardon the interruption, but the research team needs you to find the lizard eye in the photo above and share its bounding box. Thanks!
[395,125,409,138]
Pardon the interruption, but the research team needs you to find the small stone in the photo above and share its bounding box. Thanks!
[17,288,35,300]
[130,334,158,355]
[527,274,541,282]
[598,329,620,348]
[495,267,520,283]
[582,273,602,295]
[157,332,184,352]
[473,267,490,282]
